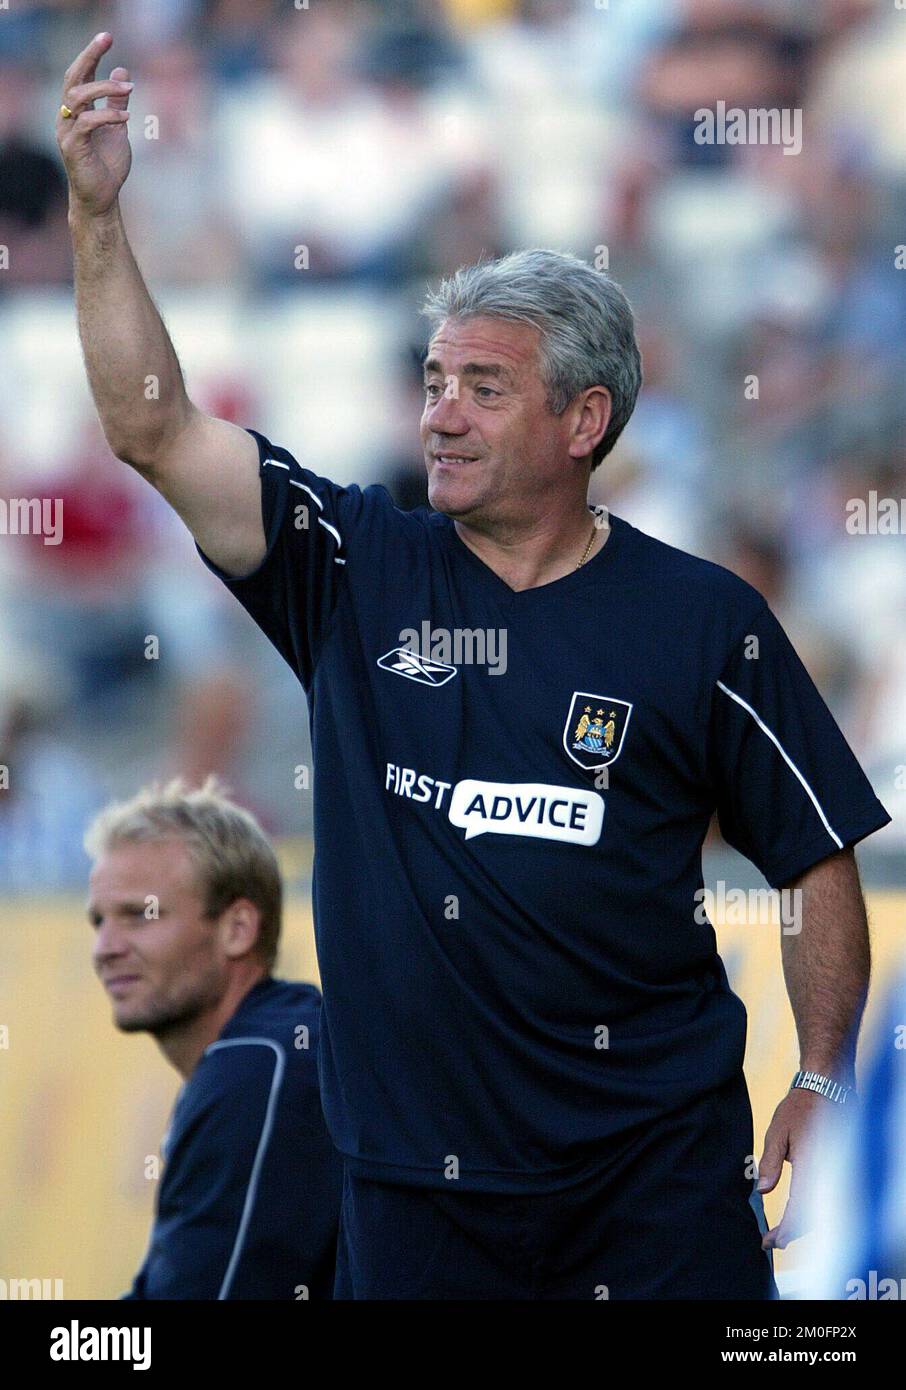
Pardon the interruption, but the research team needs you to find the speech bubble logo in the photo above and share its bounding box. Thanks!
[449,780,604,845]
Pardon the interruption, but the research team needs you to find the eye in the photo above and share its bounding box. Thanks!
[424,381,443,399]
[475,387,500,400]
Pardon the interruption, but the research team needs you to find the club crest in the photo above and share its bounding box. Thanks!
[563,692,632,771]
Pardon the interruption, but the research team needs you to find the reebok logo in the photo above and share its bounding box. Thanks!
[377,646,457,686]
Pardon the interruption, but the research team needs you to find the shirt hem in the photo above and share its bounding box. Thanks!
[763,804,892,887]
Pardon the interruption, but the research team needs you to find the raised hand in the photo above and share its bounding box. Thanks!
[56,32,134,219]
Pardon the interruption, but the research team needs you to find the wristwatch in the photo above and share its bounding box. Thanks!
[790,1069,855,1106]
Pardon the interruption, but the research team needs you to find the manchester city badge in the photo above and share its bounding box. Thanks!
[563,691,632,771]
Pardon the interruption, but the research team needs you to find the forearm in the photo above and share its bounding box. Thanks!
[69,199,191,469]
[780,848,870,1087]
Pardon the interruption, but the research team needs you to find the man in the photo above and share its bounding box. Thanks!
[61,33,890,1299]
[85,777,341,1299]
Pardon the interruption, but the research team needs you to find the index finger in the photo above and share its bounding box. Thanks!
[62,31,113,93]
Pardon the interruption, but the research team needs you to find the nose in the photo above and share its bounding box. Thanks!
[93,920,128,971]
[425,387,470,436]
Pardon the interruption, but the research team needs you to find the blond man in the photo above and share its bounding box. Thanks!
[86,778,341,1300]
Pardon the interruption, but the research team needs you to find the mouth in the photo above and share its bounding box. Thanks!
[432,454,479,466]
[103,974,142,997]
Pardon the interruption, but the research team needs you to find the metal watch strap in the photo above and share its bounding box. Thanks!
[791,1069,854,1106]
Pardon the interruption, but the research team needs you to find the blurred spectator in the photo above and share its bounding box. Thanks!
[0,685,106,891]
[0,3,54,66]
[595,321,709,552]
[809,2,906,181]
[636,7,809,171]
[219,7,487,285]
[111,0,203,51]
[0,61,69,287]
[201,0,274,85]
[13,419,155,711]
[119,41,243,286]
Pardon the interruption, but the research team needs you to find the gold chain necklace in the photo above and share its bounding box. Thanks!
[576,511,600,569]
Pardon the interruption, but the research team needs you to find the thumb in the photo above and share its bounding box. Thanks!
[106,66,132,110]
[757,1126,787,1193]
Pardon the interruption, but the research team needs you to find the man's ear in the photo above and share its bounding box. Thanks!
[218,899,261,960]
[567,386,612,462]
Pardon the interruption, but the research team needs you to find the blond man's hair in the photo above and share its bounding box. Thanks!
[84,776,282,970]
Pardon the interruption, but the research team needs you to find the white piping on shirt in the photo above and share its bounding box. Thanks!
[715,680,843,849]
[204,1036,286,1300]
[317,512,345,563]
[288,477,324,510]
[266,460,345,564]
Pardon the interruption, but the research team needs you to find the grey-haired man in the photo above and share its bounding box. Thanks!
[61,31,889,1299]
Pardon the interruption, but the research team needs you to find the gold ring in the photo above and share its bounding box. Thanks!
[60,104,74,119]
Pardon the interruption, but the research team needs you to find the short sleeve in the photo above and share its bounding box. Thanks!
[707,600,891,887]
[196,428,365,690]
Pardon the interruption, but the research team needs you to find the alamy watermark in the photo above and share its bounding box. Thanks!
[50,1321,151,1370]
[399,622,508,676]
[695,881,802,934]
[0,1275,64,1299]
[846,1271,906,1300]
[0,497,63,545]
[845,491,906,535]
[694,101,802,156]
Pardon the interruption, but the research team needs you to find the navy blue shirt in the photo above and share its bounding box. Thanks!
[125,977,340,1298]
[200,430,891,1194]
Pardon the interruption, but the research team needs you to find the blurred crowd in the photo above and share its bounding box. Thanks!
[1,0,905,885]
